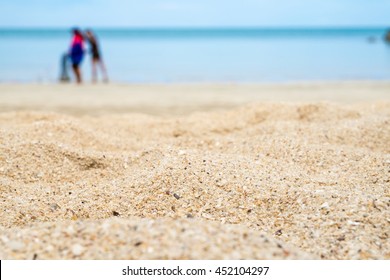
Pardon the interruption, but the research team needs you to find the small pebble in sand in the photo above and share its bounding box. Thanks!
[347,220,360,226]
[50,203,60,211]
[9,241,24,251]
[71,244,85,256]
[320,202,330,209]
[275,229,283,236]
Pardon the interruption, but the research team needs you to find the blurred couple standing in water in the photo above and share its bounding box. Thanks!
[61,28,108,84]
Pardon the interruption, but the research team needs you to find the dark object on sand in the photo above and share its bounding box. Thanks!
[59,53,70,82]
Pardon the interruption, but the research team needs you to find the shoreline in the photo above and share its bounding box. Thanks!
[1,81,389,116]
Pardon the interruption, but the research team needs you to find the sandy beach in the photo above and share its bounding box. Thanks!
[0,82,389,259]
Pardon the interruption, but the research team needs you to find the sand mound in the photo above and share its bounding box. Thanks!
[0,102,389,259]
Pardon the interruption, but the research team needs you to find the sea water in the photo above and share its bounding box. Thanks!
[0,28,389,83]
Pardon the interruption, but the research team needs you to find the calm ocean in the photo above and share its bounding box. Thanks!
[0,28,389,83]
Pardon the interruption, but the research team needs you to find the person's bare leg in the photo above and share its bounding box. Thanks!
[72,65,82,84]
[92,59,98,83]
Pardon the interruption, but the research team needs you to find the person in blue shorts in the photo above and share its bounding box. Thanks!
[69,28,85,83]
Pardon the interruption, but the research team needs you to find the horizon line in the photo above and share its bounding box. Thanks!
[0,25,388,30]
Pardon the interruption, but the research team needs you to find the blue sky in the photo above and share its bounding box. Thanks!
[0,0,389,28]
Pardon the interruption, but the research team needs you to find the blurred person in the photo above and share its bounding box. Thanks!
[69,28,85,83]
[59,52,70,82]
[85,29,109,83]
[385,29,390,42]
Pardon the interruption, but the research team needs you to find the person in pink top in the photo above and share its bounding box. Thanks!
[69,28,85,83]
